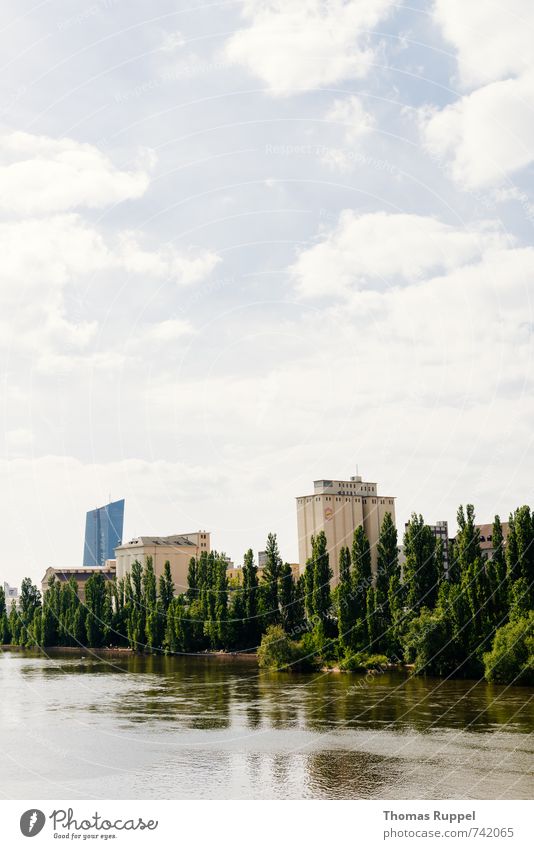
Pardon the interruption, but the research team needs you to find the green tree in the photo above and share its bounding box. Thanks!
[279,563,296,632]
[109,577,128,647]
[165,596,189,653]
[351,526,372,647]
[20,577,41,621]
[0,586,10,645]
[158,561,175,613]
[337,546,355,652]
[506,506,534,612]
[455,504,483,573]
[142,556,157,608]
[375,512,399,654]
[41,578,60,646]
[455,506,492,661]
[25,608,43,647]
[365,585,380,650]
[387,572,404,659]
[127,559,145,651]
[242,548,259,642]
[187,557,198,601]
[146,601,164,652]
[19,577,41,644]
[483,612,533,685]
[303,557,314,621]
[403,514,439,614]
[312,532,332,623]
[228,585,246,649]
[84,572,110,647]
[9,601,22,645]
[261,533,282,624]
[403,606,449,675]
[142,557,163,652]
[214,555,229,648]
[486,515,509,629]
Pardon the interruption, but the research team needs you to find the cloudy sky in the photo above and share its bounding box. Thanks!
[1,0,533,586]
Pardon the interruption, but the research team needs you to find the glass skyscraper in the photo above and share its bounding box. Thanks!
[83,499,125,567]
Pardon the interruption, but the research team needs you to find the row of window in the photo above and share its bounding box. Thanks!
[298,497,393,505]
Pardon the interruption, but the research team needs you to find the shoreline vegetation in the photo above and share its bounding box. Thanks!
[0,643,410,675]
[1,505,533,685]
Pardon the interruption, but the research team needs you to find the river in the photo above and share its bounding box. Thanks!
[0,650,532,799]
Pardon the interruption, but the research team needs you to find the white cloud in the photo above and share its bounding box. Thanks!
[159,31,186,52]
[320,96,375,171]
[224,0,394,95]
[290,211,505,298]
[0,216,219,367]
[0,127,220,375]
[116,232,220,285]
[0,215,220,298]
[433,0,534,89]
[141,319,195,343]
[422,1,534,189]
[0,131,151,215]
[325,96,375,141]
[421,72,534,190]
[4,428,34,450]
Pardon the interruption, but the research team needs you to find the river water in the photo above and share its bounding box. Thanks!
[0,650,532,799]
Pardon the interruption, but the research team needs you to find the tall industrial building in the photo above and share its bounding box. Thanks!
[83,499,125,567]
[296,474,396,583]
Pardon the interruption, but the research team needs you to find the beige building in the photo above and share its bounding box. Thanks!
[296,475,396,583]
[115,532,210,594]
[476,523,509,561]
[41,563,116,602]
[226,563,300,585]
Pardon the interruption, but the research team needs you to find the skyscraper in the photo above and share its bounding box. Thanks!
[83,499,125,567]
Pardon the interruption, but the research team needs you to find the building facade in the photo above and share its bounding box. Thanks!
[115,532,210,595]
[296,474,396,582]
[83,499,125,567]
[41,563,117,603]
[428,521,450,573]
[3,582,19,610]
[476,522,509,561]
[227,563,300,584]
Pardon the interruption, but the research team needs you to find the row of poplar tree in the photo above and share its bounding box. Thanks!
[0,504,532,682]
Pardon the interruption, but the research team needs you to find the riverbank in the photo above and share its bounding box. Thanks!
[0,645,258,661]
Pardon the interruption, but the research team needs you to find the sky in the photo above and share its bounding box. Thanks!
[1,0,533,587]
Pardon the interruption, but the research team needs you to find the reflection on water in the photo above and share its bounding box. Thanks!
[1,650,532,799]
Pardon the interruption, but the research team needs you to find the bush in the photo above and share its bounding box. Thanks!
[291,631,322,671]
[258,625,322,672]
[258,625,294,671]
[340,652,389,672]
[483,613,534,685]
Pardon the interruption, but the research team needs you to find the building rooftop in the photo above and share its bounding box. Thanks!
[118,535,200,548]
[297,476,393,498]
[45,565,116,574]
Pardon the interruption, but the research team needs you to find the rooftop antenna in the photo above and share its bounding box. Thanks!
[355,463,359,476]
